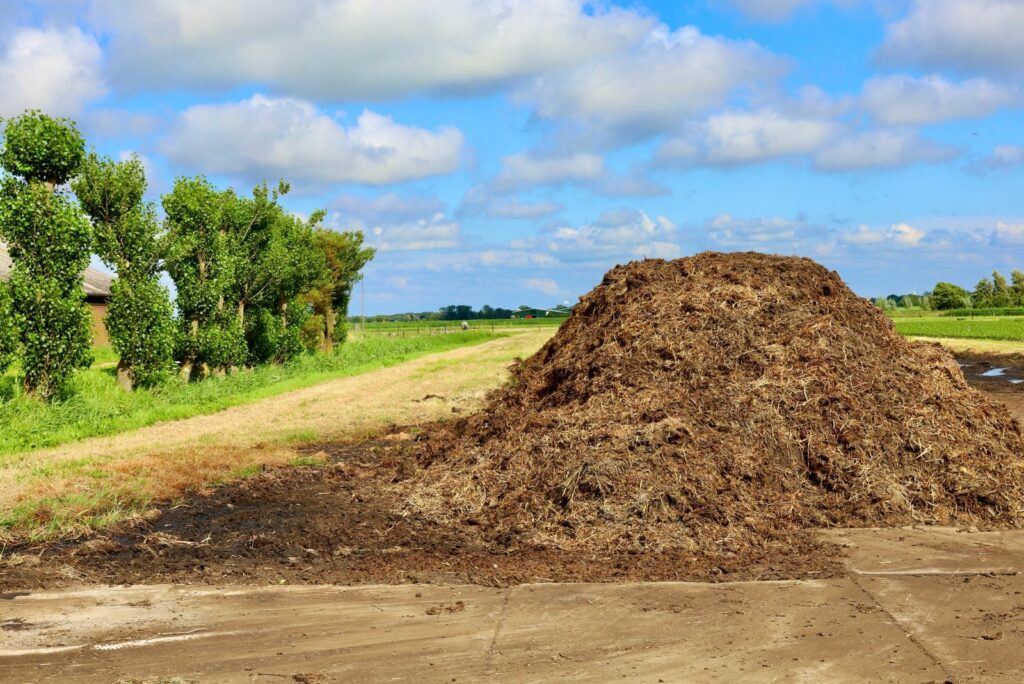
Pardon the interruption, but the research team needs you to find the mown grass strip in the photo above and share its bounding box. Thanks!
[0,331,501,461]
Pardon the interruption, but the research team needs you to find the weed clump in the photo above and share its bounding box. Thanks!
[405,253,1024,560]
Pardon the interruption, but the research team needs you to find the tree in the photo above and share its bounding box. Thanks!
[0,281,17,375]
[73,153,175,389]
[163,177,244,379]
[0,112,92,399]
[304,226,375,351]
[931,282,968,310]
[973,278,995,308]
[1010,270,1024,307]
[992,270,1010,307]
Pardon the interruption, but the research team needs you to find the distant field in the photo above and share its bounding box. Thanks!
[893,316,1024,341]
[358,317,566,335]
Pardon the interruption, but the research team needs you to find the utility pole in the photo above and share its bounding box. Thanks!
[360,276,365,335]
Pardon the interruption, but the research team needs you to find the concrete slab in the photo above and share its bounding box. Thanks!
[488,580,946,683]
[1,581,947,683]
[825,527,1024,575]
[859,573,1024,683]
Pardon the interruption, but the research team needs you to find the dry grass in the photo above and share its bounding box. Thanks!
[0,331,554,544]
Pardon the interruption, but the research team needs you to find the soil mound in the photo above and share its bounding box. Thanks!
[404,252,1024,556]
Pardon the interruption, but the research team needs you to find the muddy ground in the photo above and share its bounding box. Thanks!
[2,353,1021,593]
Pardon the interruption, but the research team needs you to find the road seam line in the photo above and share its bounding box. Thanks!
[482,586,515,677]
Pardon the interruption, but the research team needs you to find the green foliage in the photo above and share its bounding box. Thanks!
[0,112,92,399]
[0,281,18,374]
[930,282,969,310]
[0,111,85,185]
[305,226,375,349]
[73,153,175,388]
[163,176,244,376]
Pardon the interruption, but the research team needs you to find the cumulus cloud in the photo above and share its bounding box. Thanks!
[331,192,446,224]
[161,95,464,185]
[91,0,651,99]
[656,108,838,166]
[814,128,958,171]
[841,222,926,247]
[972,145,1024,172]
[705,213,824,247]
[491,152,668,197]
[861,74,1018,125]
[521,209,680,263]
[520,24,787,143]
[458,187,563,220]
[521,277,564,297]
[995,221,1024,244]
[0,26,105,117]
[878,0,1024,77]
[367,214,461,252]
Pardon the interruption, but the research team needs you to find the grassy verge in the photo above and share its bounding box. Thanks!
[0,331,501,461]
[893,316,1024,341]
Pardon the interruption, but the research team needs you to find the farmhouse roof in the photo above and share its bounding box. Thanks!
[0,242,113,298]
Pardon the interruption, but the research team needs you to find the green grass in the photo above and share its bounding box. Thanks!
[893,316,1024,341]
[0,331,501,461]
[361,316,565,334]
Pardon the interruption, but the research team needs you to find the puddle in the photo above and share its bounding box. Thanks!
[981,368,1007,377]
[1012,379,1024,385]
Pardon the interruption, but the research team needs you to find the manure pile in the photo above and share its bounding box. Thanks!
[405,252,1024,557]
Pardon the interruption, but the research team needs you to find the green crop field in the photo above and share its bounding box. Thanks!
[892,316,1024,341]
[359,316,566,335]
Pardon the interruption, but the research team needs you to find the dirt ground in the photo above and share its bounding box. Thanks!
[2,346,1023,682]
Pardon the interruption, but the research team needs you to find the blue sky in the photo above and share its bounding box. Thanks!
[3,0,1023,314]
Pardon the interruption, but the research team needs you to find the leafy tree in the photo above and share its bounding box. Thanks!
[163,177,244,379]
[0,281,17,374]
[304,226,374,351]
[73,153,174,389]
[0,112,92,399]
[1010,270,1024,307]
[931,282,968,310]
[973,278,995,308]
[992,270,1010,307]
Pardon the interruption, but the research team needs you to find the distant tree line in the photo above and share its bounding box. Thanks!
[874,268,1024,312]
[0,111,374,400]
[360,303,572,323]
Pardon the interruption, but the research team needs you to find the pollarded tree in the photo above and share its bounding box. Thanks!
[0,112,92,399]
[163,177,245,379]
[303,225,375,351]
[73,153,175,389]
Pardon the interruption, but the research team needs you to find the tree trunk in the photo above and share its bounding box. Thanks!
[116,360,134,391]
[179,319,200,381]
[322,303,335,352]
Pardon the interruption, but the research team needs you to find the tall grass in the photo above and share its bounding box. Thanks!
[0,331,501,460]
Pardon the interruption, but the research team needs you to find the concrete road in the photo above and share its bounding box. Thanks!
[4,527,1023,683]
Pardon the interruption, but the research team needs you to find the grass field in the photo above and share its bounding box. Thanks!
[0,331,501,460]
[892,315,1024,341]
[359,317,565,335]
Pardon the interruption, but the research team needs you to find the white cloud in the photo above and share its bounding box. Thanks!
[995,221,1024,244]
[527,209,680,263]
[861,74,1018,125]
[706,213,822,246]
[973,145,1024,172]
[459,187,563,220]
[491,151,668,197]
[367,214,460,252]
[161,95,464,185]
[840,225,886,245]
[814,129,957,170]
[657,109,838,166]
[888,222,925,246]
[91,0,651,99]
[0,26,105,117]
[521,277,563,297]
[878,0,1024,77]
[331,192,445,223]
[520,24,787,142]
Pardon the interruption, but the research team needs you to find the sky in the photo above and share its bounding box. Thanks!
[2,0,1023,314]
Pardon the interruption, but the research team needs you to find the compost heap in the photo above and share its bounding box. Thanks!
[405,252,1024,556]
